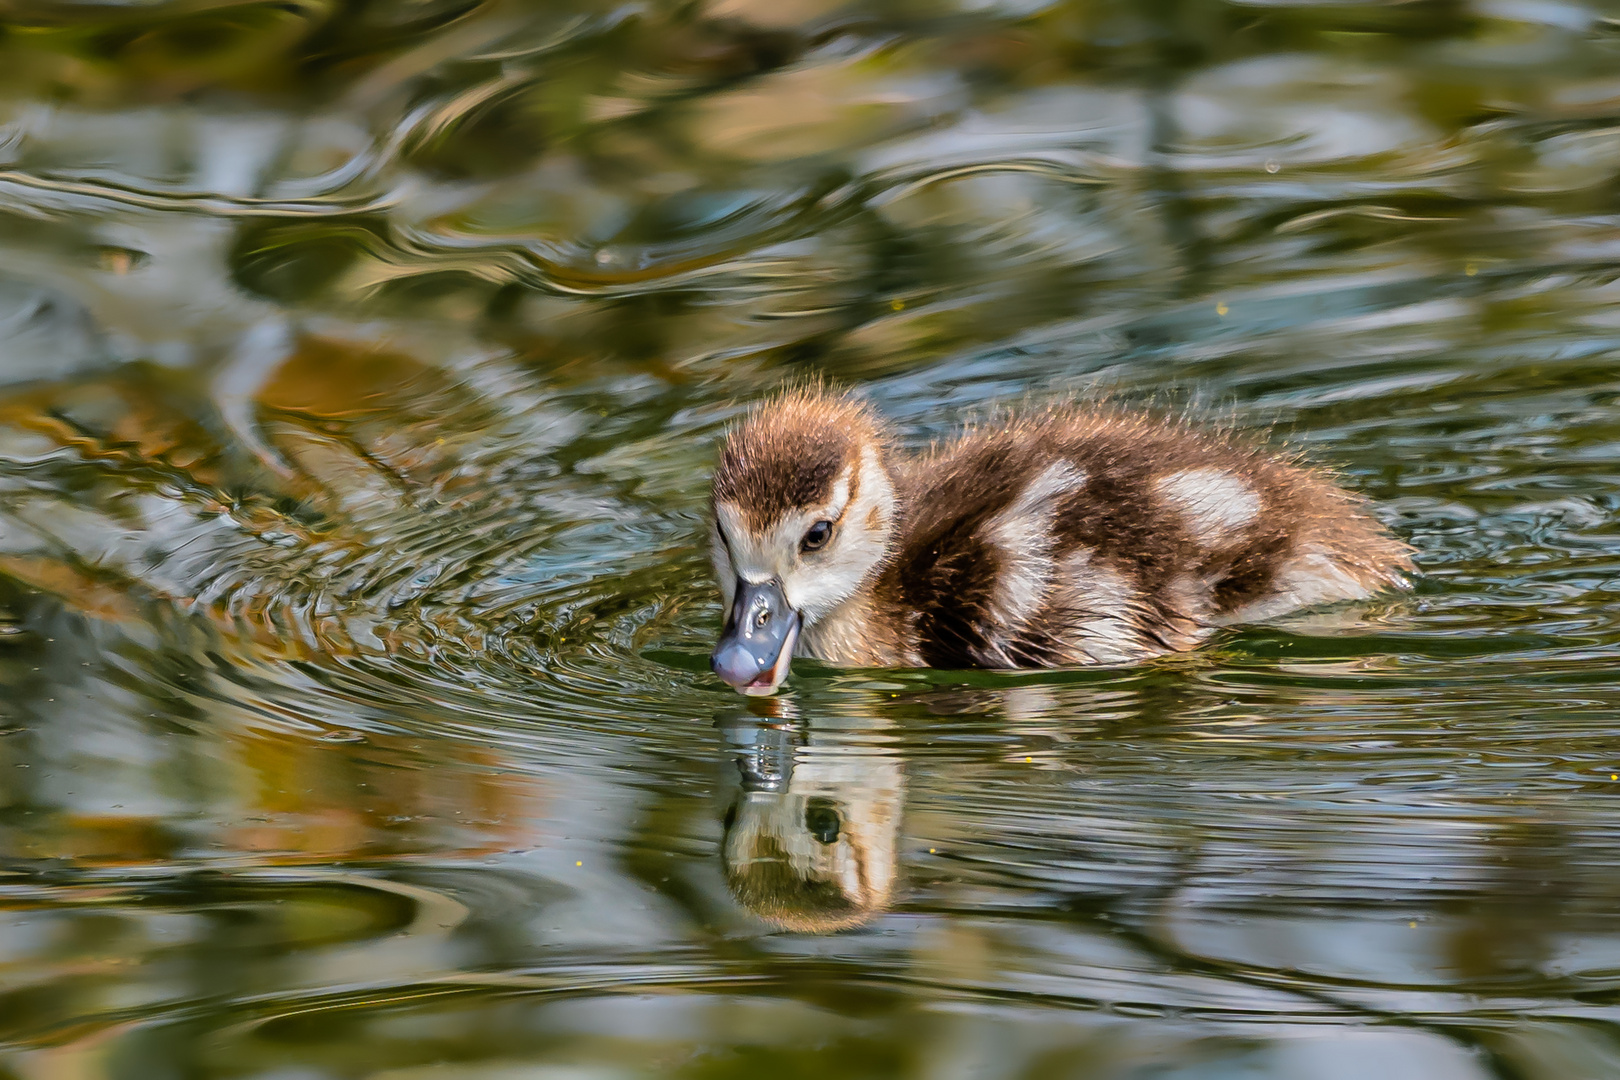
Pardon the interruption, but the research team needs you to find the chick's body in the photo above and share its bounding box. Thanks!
[708,391,1411,694]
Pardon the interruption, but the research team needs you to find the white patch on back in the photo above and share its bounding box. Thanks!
[1155,467,1259,544]
[1217,545,1375,624]
[979,461,1087,663]
[1053,546,1155,664]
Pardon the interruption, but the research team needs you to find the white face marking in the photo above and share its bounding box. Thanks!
[1155,467,1260,544]
[709,443,896,634]
[709,518,737,611]
[979,462,1088,658]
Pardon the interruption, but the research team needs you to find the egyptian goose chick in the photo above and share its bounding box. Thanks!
[708,389,1412,695]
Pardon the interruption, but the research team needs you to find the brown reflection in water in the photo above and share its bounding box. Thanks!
[228,728,545,864]
[719,707,904,932]
[1,721,545,868]
[253,335,501,490]
[11,814,178,865]
[0,330,560,658]
[1442,818,1570,985]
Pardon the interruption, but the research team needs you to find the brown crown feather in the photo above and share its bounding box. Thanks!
[712,389,888,530]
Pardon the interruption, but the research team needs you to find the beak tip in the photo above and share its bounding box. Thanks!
[711,645,775,693]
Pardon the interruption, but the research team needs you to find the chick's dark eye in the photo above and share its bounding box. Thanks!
[804,799,841,844]
[800,520,834,552]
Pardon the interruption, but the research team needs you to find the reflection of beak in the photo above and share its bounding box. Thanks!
[711,578,801,696]
[717,716,805,790]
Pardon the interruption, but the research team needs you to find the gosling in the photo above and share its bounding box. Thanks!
[708,389,1412,695]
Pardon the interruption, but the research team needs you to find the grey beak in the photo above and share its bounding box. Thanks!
[711,578,802,696]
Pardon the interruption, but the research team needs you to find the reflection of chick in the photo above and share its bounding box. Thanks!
[721,732,904,933]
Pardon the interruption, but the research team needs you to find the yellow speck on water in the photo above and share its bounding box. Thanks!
[1466,263,1478,276]
[1611,774,1616,780]
[890,298,905,311]
[575,861,582,867]
[928,848,936,854]
[1024,756,1033,763]
[1215,301,1229,316]
[1409,921,1417,928]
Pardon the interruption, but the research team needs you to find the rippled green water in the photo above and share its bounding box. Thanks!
[3,0,1620,1075]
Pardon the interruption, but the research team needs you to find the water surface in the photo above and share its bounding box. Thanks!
[3,0,1620,1075]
